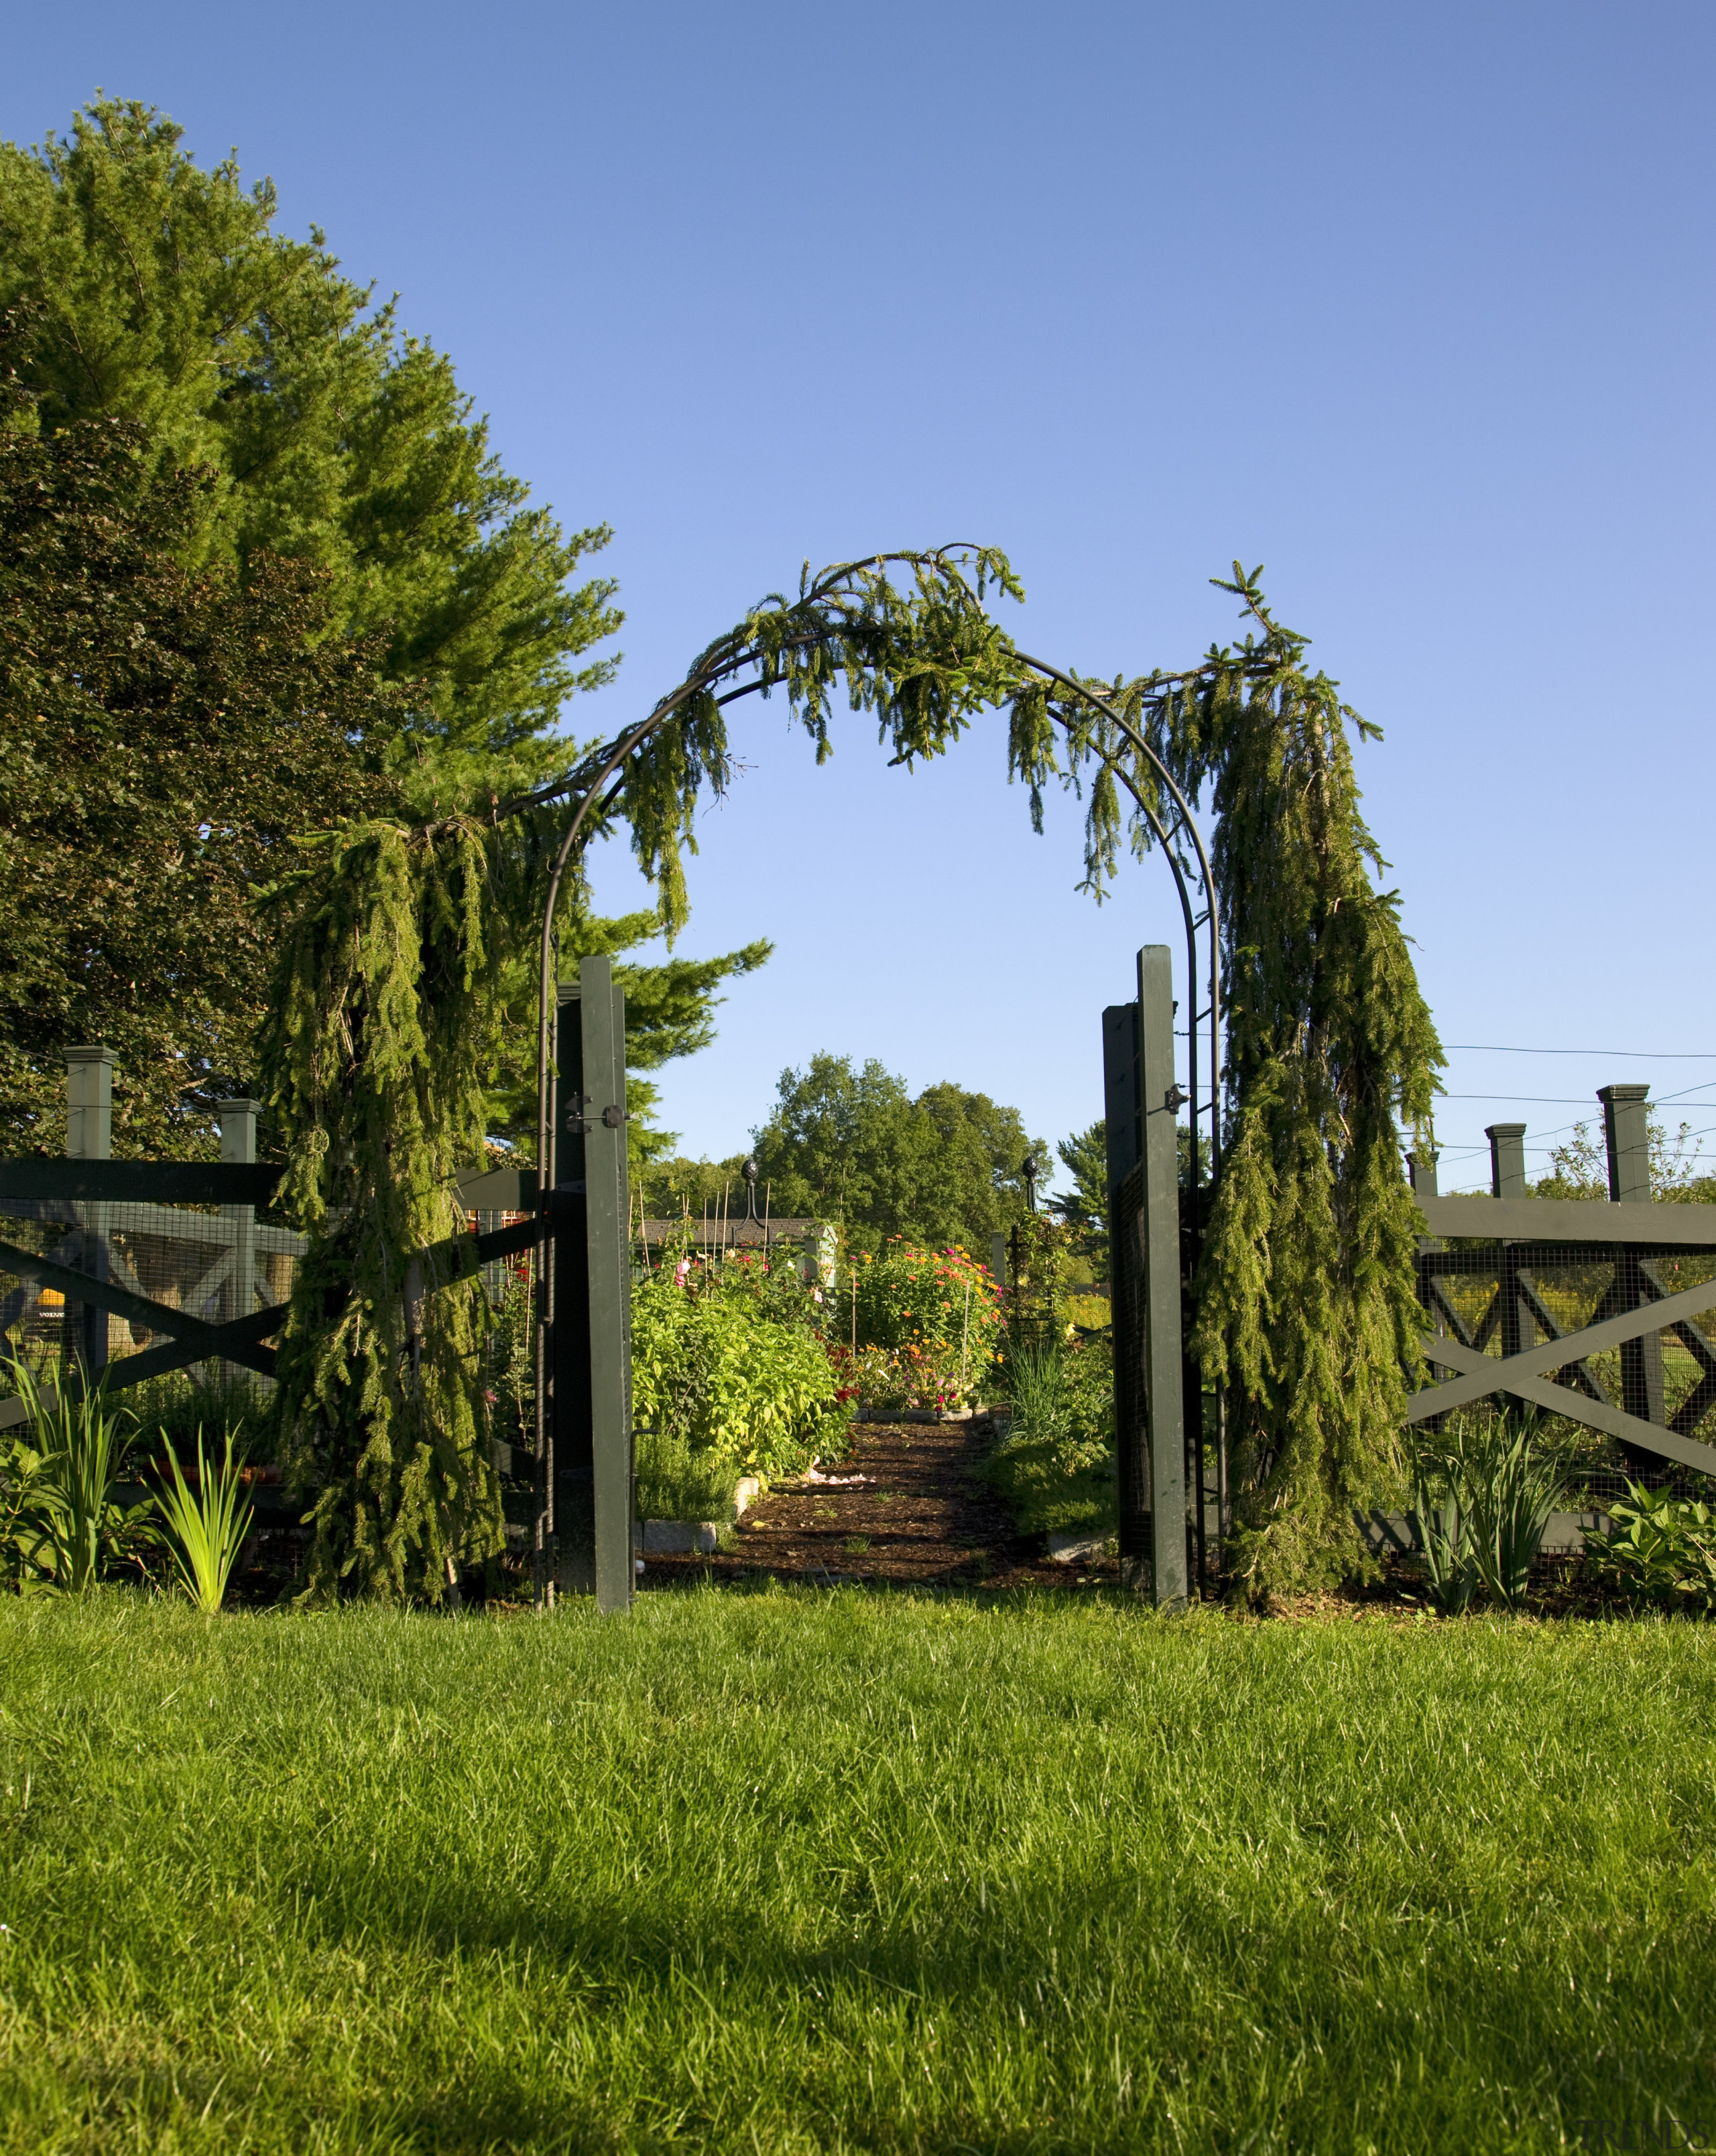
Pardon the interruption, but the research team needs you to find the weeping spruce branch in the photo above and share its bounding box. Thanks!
[260,545,1439,1604]
[259,819,502,1603]
[259,548,1026,1601]
[1180,573,1440,1598]
[1018,567,1443,1598]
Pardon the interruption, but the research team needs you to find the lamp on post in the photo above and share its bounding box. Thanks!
[1021,1153,1040,1214]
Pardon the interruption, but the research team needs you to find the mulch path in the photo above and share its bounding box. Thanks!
[638,1414,1120,1594]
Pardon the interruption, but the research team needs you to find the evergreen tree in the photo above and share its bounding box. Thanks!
[1049,1119,1109,1279]
[0,97,621,807]
[1150,573,1441,1599]
[0,383,761,1160]
[0,401,406,1154]
[1007,567,1441,1600]
[260,818,502,1603]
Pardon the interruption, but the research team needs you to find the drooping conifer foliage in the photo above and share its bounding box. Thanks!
[1009,566,1442,1598]
[259,819,503,1603]
[1172,574,1439,1598]
[250,548,1024,1596]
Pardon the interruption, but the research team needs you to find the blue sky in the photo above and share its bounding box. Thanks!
[9,2,1713,1192]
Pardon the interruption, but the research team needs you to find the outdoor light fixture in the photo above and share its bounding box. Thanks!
[741,1154,761,1223]
[1021,1153,1040,1213]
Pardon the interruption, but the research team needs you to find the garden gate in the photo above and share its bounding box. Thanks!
[0,955,636,1611]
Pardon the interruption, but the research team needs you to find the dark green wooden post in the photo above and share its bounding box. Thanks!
[581,956,635,1615]
[551,982,593,1597]
[1103,999,1146,1583]
[550,959,634,1610]
[64,1045,114,1382]
[1487,1123,1533,1362]
[1601,1082,1664,1430]
[1138,948,1188,1609]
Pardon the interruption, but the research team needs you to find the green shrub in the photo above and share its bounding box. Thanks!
[1584,1482,1716,1610]
[631,1267,845,1482]
[128,1368,274,1464]
[0,1429,56,1592]
[984,1337,1115,1538]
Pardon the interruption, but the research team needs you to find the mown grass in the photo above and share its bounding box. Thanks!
[1,1590,1713,2154]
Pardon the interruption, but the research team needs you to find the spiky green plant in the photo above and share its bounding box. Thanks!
[155,1428,255,1613]
[1409,1415,1564,1612]
[5,1360,154,1590]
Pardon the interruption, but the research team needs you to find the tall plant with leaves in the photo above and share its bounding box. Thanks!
[1167,573,1440,1596]
[259,817,502,1603]
[251,548,1022,1600]
[1005,568,1441,1599]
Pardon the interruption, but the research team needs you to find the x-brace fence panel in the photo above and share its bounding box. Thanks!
[1408,1190,1716,1486]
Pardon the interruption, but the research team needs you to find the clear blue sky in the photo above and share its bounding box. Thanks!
[9,3,1713,1192]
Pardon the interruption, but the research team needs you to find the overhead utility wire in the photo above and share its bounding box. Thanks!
[1442,1044,1716,1058]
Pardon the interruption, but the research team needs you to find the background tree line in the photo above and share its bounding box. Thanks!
[641,1053,1049,1257]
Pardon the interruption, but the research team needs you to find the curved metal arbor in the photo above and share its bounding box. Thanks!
[523,555,1229,1588]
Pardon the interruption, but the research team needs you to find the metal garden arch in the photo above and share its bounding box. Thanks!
[524,550,1226,1607]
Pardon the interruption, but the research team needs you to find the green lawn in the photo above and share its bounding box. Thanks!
[1,1590,1713,2154]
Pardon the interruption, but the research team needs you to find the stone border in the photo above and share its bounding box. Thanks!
[849,1404,995,1425]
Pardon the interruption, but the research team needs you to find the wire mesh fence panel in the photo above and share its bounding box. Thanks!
[1415,1234,1716,1507]
[0,1190,304,1394]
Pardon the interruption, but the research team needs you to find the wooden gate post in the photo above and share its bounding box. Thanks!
[1138,948,1188,1608]
[1601,1082,1666,1432]
[64,1045,114,1382]
[1103,948,1188,1608]
[550,959,634,1611]
[218,1100,260,1387]
[1487,1123,1534,1363]
[581,956,634,1616]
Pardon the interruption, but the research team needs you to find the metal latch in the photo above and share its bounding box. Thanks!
[601,1104,627,1129]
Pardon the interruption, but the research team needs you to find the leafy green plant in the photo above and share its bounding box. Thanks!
[0,1429,56,1593]
[486,1271,536,1458]
[155,1428,255,1613]
[1583,1483,1716,1611]
[631,1269,847,1483]
[1408,1415,1563,1612]
[5,1360,156,1590]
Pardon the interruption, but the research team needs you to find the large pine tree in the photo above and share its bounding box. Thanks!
[0,97,620,808]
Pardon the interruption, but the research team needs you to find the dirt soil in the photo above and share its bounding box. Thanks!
[638,1415,1120,1594]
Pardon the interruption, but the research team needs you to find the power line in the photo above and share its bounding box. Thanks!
[1442,1043,1716,1058]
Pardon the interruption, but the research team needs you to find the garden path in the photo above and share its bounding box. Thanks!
[637,1415,1119,1593]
